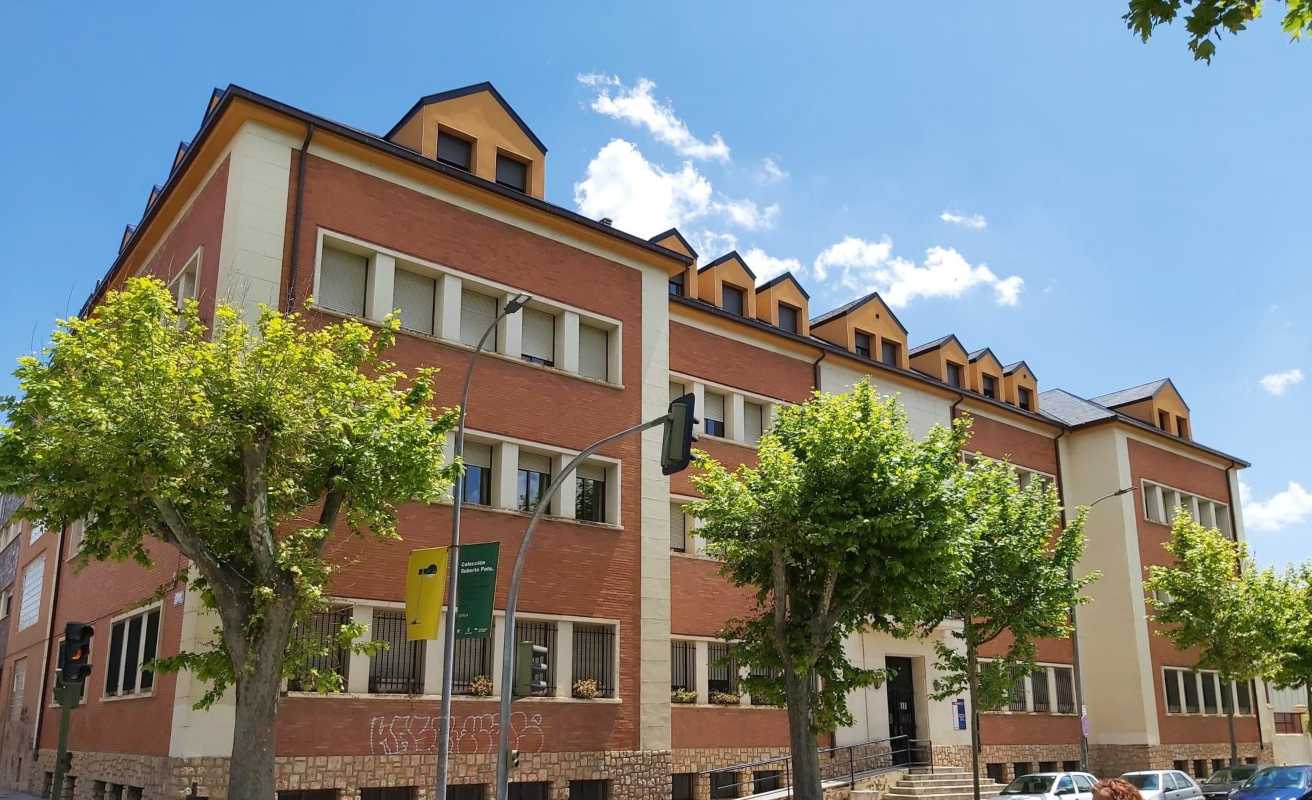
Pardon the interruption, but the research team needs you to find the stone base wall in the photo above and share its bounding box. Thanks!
[1089,743,1274,779]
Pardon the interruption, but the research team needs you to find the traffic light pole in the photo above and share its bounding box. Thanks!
[493,413,675,800]
[50,679,81,798]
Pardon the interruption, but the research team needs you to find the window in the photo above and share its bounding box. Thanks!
[569,781,607,800]
[1221,680,1234,714]
[1018,387,1033,411]
[508,784,549,800]
[572,623,615,698]
[1159,410,1171,431]
[173,253,199,311]
[0,589,11,619]
[748,662,783,706]
[1008,670,1029,712]
[1055,777,1074,795]
[368,610,424,694]
[744,401,765,444]
[669,273,685,296]
[855,332,872,358]
[1164,668,1183,713]
[946,362,964,388]
[66,517,88,558]
[1183,671,1200,713]
[672,774,694,800]
[1072,772,1092,787]
[450,786,486,800]
[517,452,551,513]
[579,324,609,382]
[319,247,368,317]
[18,555,45,631]
[1202,672,1219,713]
[986,765,1006,784]
[707,642,738,695]
[982,375,999,399]
[1013,763,1032,780]
[1276,712,1304,734]
[753,772,782,793]
[496,153,528,192]
[710,772,739,799]
[1212,760,1225,774]
[1193,760,1207,778]
[437,129,473,171]
[393,269,437,336]
[669,380,686,401]
[722,285,745,316]
[9,658,25,721]
[881,340,901,367]
[452,622,494,695]
[1054,666,1075,714]
[1030,669,1051,713]
[1177,416,1190,439]
[460,290,499,349]
[278,787,339,799]
[104,606,161,696]
[521,308,555,367]
[777,304,799,333]
[670,503,687,553]
[704,392,726,437]
[514,621,556,693]
[30,522,43,544]
[671,641,695,691]
[287,607,350,691]
[360,788,415,800]
[1236,680,1252,714]
[575,464,607,523]
[461,443,494,506]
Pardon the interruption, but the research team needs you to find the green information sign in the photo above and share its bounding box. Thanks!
[454,541,500,639]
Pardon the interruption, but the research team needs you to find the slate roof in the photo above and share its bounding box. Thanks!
[1090,378,1174,409]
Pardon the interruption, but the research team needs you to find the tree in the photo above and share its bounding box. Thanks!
[1144,512,1300,766]
[1266,564,1312,737]
[930,456,1094,800]
[689,379,969,800]
[0,278,456,800]
[1124,0,1312,61]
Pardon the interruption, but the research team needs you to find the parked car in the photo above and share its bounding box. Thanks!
[1230,766,1312,800]
[1122,770,1204,800]
[1000,772,1100,800]
[1201,765,1262,800]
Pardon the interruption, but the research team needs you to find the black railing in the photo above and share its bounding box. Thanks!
[288,607,351,692]
[571,623,616,697]
[515,620,558,694]
[671,641,695,691]
[452,626,494,695]
[708,642,738,696]
[696,734,933,797]
[369,610,424,694]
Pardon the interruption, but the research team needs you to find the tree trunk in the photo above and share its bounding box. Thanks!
[222,596,296,800]
[785,668,823,800]
[1227,704,1238,767]
[967,641,982,800]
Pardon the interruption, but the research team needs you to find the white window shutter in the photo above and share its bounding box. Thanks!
[463,442,493,469]
[519,452,552,475]
[393,269,436,335]
[579,324,609,381]
[319,247,368,316]
[522,308,555,364]
[704,392,725,423]
[460,291,498,347]
[18,555,45,631]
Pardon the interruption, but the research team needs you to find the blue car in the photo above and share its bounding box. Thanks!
[1231,765,1312,800]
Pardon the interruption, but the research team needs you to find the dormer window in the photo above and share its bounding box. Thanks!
[946,362,964,388]
[778,303,799,333]
[982,375,998,399]
[669,273,685,296]
[1158,410,1171,431]
[1176,416,1190,439]
[855,332,872,359]
[437,129,474,171]
[722,285,745,316]
[1018,387,1033,411]
[881,340,901,367]
[495,153,528,192]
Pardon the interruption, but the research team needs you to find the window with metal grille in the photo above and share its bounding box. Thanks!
[508,782,549,800]
[568,780,607,800]
[754,772,782,793]
[748,663,783,706]
[710,772,739,799]
[452,624,494,695]
[1012,763,1032,780]
[672,774,694,800]
[572,623,615,697]
[1193,760,1207,778]
[707,642,738,695]
[1276,712,1303,734]
[104,607,161,697]
[1030,669,1051,712]
[449,787,486,800]
[437,130,473,171]
[671,641,695,691]
[1054,666,1075,714]
[368,610,424,694]
[515,620,557,694]
[986,764,1006,784]
[1063,761,1080,773]
[1039,762,1058,773]
[360,788,416,800]
[287,607,351,691]
[278,791,338,800]
[1008,671,1029,712]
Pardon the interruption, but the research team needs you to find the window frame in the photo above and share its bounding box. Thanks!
[982,374,999,399]
[777,303,800,333]
[703,391,727,438]
[168,246,202,313]
[854,331,872,359]
[494,150,530,192]
[436,126,475,172]
[575,465,608,524]
[102,603,163,700]
[880,339,901,367]
[721,284,746,316]
[17,554,46,632]
[1018,386,1033,411]
[946,362,964,388]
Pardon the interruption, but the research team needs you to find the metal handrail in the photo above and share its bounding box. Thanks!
[695,734,934,798]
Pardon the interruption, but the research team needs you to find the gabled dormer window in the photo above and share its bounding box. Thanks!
[982,375,998,399]
[778,304,799,333]
[437,129,474,171]
[1018,387,1033,411]
[1176,416,1190,439]
[495,153,528,192]
[881,340,900,367]
[946,362,964,388]
[1158,410,1171,431]
[722,285,745,316]
[669,273,685,296]
[854,332,872,359]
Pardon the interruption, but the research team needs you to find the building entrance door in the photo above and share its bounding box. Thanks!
[886,656,918,764]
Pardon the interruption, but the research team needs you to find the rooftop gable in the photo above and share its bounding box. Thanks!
[810,291,905,332]
[385,81,547,154]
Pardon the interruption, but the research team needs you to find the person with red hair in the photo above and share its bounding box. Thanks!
[1094,778,1145,800]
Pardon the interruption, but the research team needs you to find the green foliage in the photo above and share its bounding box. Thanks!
[1144,512,1300,684]
[1271,564,1312,692]
[0,277,457,706]
[690,379,969,733]
[1124,0,1312,61]
[931,455,1095,711]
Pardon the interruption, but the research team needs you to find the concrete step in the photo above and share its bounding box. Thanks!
[900,777,998,785]
[894,781,1004,792]
[885,789,1003,800]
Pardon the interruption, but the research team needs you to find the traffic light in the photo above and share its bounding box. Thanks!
[661,393,697,475]
[513,641,549,697]
[509,749,520,769]
[59,622,94,683]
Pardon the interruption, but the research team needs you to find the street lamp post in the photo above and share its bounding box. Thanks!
[1069,485,1136,771]
[434,293,531,800]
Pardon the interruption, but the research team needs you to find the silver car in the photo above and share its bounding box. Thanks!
[1123,770,1205,800]
[1000,772,1100,800]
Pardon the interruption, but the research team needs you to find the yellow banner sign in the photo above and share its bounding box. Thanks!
[405,546,450,641]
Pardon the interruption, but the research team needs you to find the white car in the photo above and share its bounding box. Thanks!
[1122,770,1205,800]
[1000,772,1100,800]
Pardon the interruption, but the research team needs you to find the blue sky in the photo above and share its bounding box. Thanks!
[1,3,1308,566]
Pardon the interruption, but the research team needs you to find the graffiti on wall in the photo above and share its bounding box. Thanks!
[369,711,545,756]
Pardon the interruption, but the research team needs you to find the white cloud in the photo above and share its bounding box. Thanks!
[573,139,712,236]
[758,157,788,184]
[689,230,738,262]
[1259,368,1304,396]
[812,236,1023,308]
[1241,481,1312,533]
[742,247,801,284]
[940,210,988,230]
[711,198,779,231]
[580,75,730,162]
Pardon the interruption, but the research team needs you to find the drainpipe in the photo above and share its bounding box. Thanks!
[32,524,66,764]
[1053,430,1091,770]
[811,349,827,393]
[283,123,316,312]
